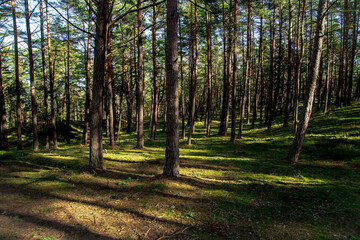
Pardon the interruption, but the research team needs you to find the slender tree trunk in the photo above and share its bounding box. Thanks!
[39,0,50,150]
[238,1,251,139]
[106,27,115,147]
[219,0,229,136]
[12,0,22,150]
[187,1,198,145]
[136,0,144,148]
[267,0,276,130]
[151,0,158,141]
[82,10,92,146]
[90,0,109,169]
[230,0,238,143]
[288,0,326,162]
[284,0,293,127]
[179,8,185,140]
[163,0,179,177]
[25,0,39,151]
[273,6,283,120]
[347,0,357,105]
[0,49,8,150]
[205,2,212,138]
[66,2,71,144]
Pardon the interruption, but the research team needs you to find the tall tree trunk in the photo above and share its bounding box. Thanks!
[136,0,144,149]
[284,0,293,127]
[187,1,198,145]
[273,5,283,120]
[90,0,109,169]
[163,0,179,177]
[106,27,115,147]
[347,0,357,105]
[46,0,58,149]
[205,2,212,138]
[25,0,39,151]
[12,0,22,150]
[288,0,326,162]
[0,48,8,150]
[40,0,50,150]
[266,0,276,130]
[151,0,158,141]
[82,10,92,146]
[219,0,229,136]
[179,8,185,140]
[252,13,263,129]
[238,1,251,139]
[230,0,238,143]
[65,2,71,144]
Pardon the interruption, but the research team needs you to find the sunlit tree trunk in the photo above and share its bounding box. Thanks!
[90,0,109,169]
[66,2,71,144]
[163,0,179,177]
[106,27,115,147]
[179,8,185,140]
[25,0,39,151]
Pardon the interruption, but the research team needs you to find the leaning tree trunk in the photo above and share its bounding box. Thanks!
[90,0,109,169]
[25,0,39,151]
[163,0,179,177]
[288,0,326,162]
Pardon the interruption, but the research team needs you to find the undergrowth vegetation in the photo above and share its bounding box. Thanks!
[0,105,359,239]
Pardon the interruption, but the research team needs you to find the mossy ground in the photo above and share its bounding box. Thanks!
[0,104,359,239]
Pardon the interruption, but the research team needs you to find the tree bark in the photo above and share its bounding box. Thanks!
[25,0,39,151]
[82,10,92,146]
[106,27,115,147]
[66,2,71,144]
[39,0,50,150]
[179,8,185,140]
[163,0,179,177]
[151,0,158,141]
[288,0,326,162]
[205,2,212,138]
[238,1,251,139]
[230,0,238,143]
[90,0,109,169]
[136,0,144,149]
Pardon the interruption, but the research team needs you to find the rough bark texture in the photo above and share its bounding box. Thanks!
[25,0,39,151]
[179,9,185,140]
[66,3,71,144]
[136,0,144,149]
[163,0,179,177]
[288,0,326,162]
[90,0,109,169]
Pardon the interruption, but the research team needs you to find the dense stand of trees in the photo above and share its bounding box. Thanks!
[0,0,359,174]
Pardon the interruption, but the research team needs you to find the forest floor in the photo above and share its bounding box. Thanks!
[0,104,359,240]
